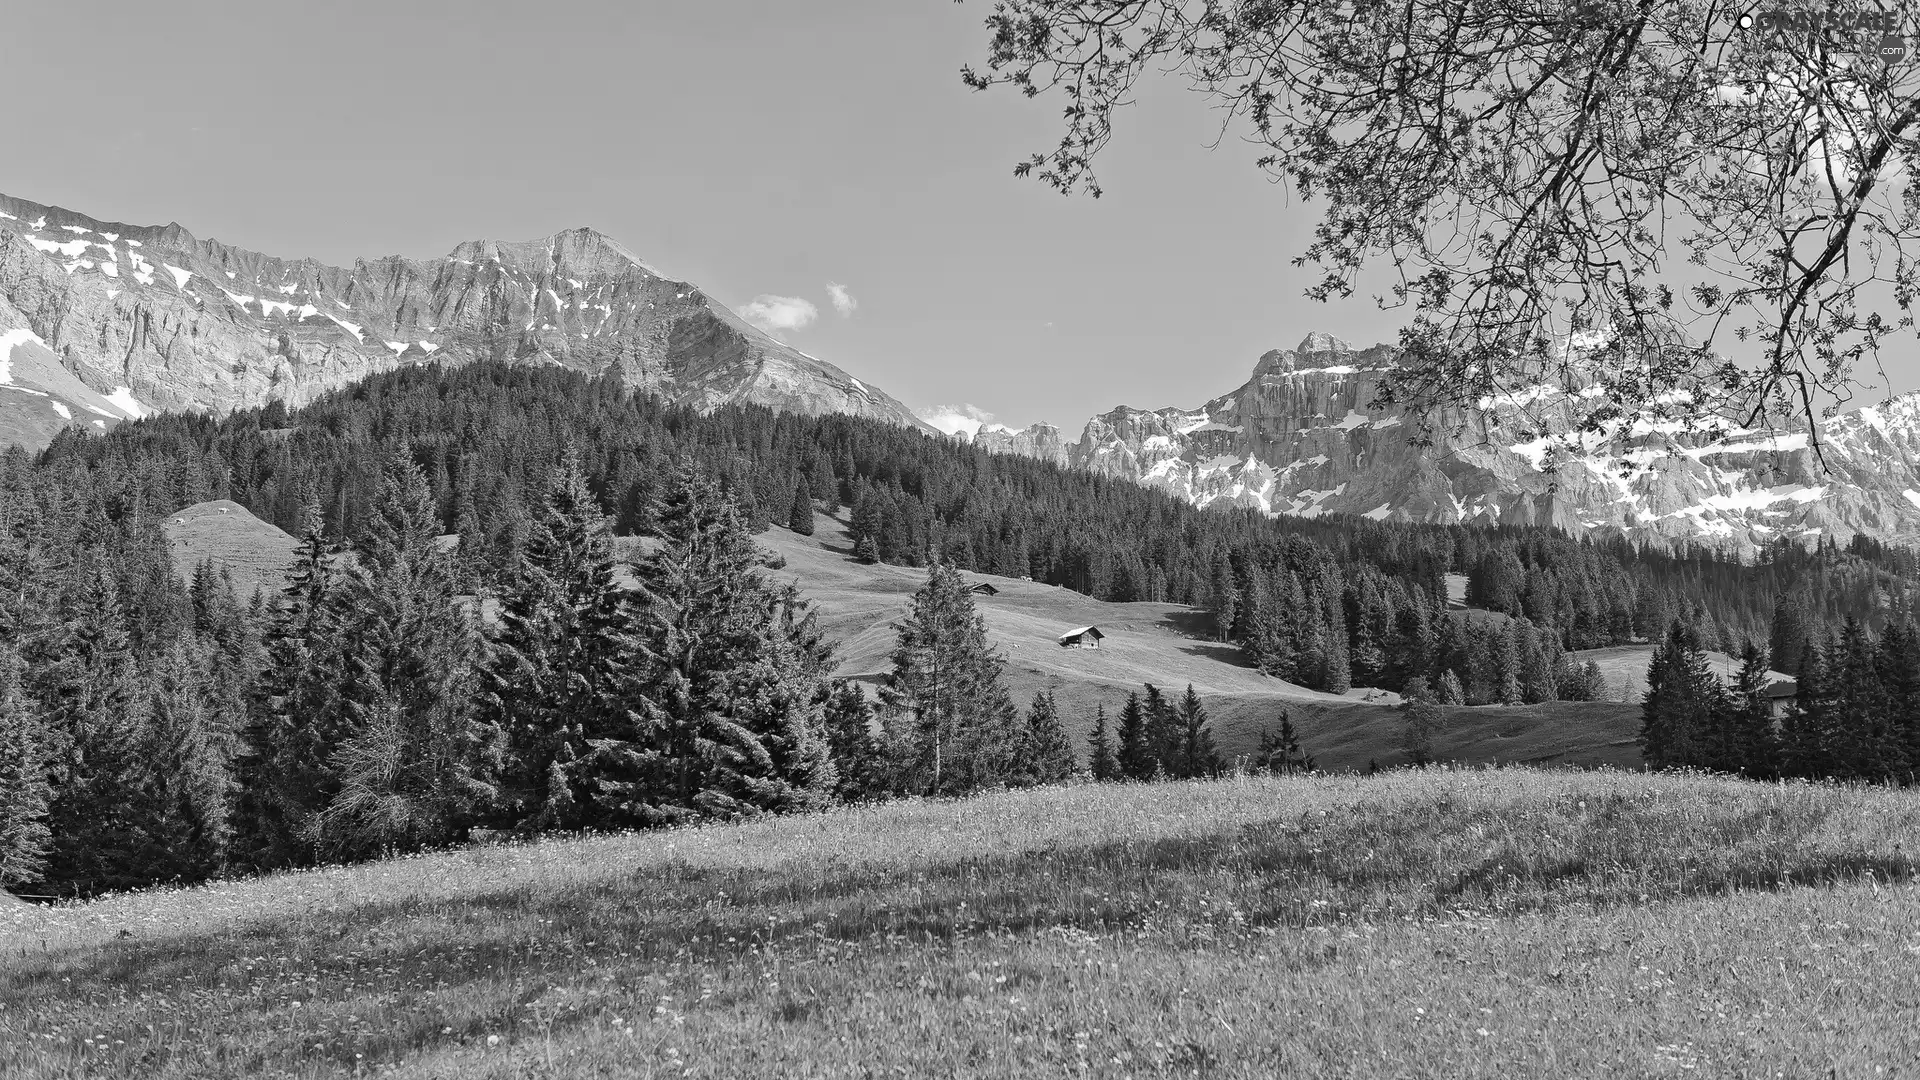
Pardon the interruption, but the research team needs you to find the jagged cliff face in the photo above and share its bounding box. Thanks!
[0,193,932,451]
[1034,333,1920,551]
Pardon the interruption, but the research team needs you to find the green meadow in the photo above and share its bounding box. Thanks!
[5,767,1918,1078]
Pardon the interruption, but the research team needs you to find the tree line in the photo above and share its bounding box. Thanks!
[1641,617,1920,784]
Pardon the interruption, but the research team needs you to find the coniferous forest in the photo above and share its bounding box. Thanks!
[4,359,1920,897]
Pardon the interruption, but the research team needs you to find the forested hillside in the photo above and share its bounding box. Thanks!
[5,360,1919,899]
[26,361,1917,689]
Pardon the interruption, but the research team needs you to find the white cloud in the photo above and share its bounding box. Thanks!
[916,403,996,438]
[827,281,857,318]
[740,294,818,335]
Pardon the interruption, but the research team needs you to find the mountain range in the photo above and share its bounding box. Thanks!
[6,191,1920,551]
[0,191,931,454]
[972,334,1920,553]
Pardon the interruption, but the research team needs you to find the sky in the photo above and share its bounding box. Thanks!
[7,2,1909,434]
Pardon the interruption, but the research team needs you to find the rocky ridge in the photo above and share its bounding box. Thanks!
[0,193,932,451]
[979,333,1920,552]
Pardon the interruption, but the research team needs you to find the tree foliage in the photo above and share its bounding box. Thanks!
[961,0,1920,437]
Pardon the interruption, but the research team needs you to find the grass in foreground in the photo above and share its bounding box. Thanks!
[4,768,1919,1078]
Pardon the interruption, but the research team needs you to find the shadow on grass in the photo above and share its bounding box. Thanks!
[5,788,1914,1070]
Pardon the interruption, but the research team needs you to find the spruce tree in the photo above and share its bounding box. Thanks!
[1115,691,1153,780]
[1210,551,1239,642]
[1640,620,1721,771]
[1728,641,1779,778]
[0,647,51,889]
[788,476,816,536]
[322,450,500,858]
[822,680,884,800]
[1087,704,1119,781]
[881,562,1019,795]
[484,448,640,833]
[1142,683,1181,775]
[1782,638,1832,778]
[1173,684,1220,779]
[128,639,234,884]
[1400,675,1445,767]
[620,465,838,822]
[41,561,154,894]
[1019,690,1076,785]
[237,497,350,868]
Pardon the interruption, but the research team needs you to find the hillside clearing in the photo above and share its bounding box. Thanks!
[4,768,1917,1078]
[159,501,1661,773]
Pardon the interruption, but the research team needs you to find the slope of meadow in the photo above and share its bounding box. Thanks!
[3,769,1916,1078]
[761,511,1643,772]
[162,502,1648,773]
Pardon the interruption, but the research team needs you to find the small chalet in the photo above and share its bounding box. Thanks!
[969,582,1000,596]
[1762,677,1799,720]
[1058,625,1104,650]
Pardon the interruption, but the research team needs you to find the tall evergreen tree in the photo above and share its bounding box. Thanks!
[1640,620,1721,771]
[822,680,884,800]
[1400,675,1445,767]
[881,562,1019,795]
[1173,684,1220,779]
[1086,704,1119,781]
[0,647,51,889]
[322,451,500,858]
[788,476,816,536]
[1018,690,1076,784]
[236,497,350,867]
[1728,640,1779,778]
[1114,691,1154,781]
[484,448,640,833]
[618,465,838,822]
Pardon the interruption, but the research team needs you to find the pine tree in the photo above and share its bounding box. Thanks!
[1640,620,1721,771]
[822,680,884,800]
[618,465,838,822]
[1019,690,1076,785]
[1783,638,1833,778]
[236,497,350,868]
[1087,704,1119,781]
[1437,668,1466,706]
[484,448,640,833]
[41,560,154,894]
[1728,640,1779,778]
[322,450,500,858]
[1400,675,1445,767]
[788,476,816,536]
[1142,683,1181,775]
[1173,684,1220,779]
[1769,594,1809,677]
[1257,711,1315,775]
[1115,691,1153,781]
[1831,618,1892,782]
[0,647,52,889]
[129,639,235,884]
[1210,551,1239,642]
[881,563,1019,795]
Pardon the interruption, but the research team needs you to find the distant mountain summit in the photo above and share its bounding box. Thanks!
[977,333,1920,551]
[0,193,932,450]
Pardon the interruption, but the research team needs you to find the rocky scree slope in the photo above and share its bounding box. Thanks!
[0,192,931,451]
[979,333,1920,552]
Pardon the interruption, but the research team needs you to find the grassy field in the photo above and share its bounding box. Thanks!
[760,512,1645,772]
[4,768,1918,1078]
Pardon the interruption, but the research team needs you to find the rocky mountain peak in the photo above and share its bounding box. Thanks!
[0,191,933,450]
[443,227,663,281]
[1297,332,1352,355]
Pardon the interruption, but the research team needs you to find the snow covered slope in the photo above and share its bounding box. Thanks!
[987,333,1920,552]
